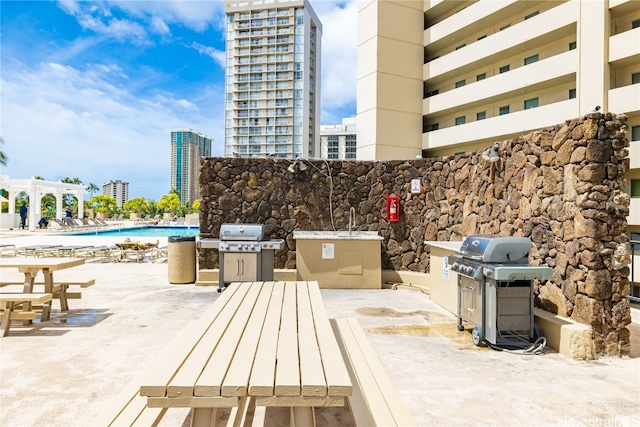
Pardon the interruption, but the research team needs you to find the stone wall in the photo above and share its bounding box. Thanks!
[198,112,631,356]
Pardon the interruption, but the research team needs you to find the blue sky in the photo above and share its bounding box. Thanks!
[0,0,357,200]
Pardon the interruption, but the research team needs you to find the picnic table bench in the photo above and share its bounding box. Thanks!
[0,278,95,311]
[331,318,417,426]
[94,281,353,427]
[1,293,53,337]
[0,258,86,321]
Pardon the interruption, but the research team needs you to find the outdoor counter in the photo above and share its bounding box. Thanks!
[425,241,462,315]
[294,231,383,289]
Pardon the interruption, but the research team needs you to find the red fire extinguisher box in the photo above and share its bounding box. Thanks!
[386,194,400,222]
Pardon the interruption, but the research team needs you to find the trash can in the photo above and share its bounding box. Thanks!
[168,236,196,284]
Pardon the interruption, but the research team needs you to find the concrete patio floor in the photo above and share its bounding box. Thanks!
[0,228,639,427]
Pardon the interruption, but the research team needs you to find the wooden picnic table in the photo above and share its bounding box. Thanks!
[0,257,85,321]
[138,280,352,427]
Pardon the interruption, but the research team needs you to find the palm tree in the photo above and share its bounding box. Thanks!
[86,183,99,198]
[0,137,7,166]
[61,177,83,209]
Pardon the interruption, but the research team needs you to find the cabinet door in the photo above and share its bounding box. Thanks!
[239,254,258,281]
[223,253,258,282]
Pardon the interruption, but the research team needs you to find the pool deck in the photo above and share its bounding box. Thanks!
[0,226,639,427]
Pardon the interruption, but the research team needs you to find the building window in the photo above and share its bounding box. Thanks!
[499,106,510,115]
[632,19,640,29]
[632,125,640,141]
[632,72,640,85]
[524,54,539,65]
[455,116,466,125]
[524,11,539,20]
[477,73,486,81]
[425,89,439,98]
[345,135,356,160]
[455,80,466,88]
[456,43,466,50]
[327,136,339,160]
[569,88,577,99]
[500,24,510,31]
[477,111,486,120]
[477,35,487,41]
[632,180,640,197]
[424,123,439,132]
[524,98,539,109]
[499,65,510,73]
[569,41,577,50]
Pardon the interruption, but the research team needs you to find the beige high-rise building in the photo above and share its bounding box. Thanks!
[102,180,129,208]
[224,0,322,159]
[357,0,640,234]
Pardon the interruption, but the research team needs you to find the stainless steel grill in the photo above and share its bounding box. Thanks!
[448,235,552,347]
[198,223,285,292]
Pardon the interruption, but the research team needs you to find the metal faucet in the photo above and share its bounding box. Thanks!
[349,207,356,236]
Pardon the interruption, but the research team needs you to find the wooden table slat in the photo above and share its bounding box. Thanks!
[296,281,328,397]
[195,282,265,397]
[221,282,274,396]
[139,284,244,397]
[248,282,285,396]
[274,282,301,397]
[167,283,254,397]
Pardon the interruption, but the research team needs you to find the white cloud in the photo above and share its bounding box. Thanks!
[189,42,226,68]
[0,61,224,199]
[311,0,358,123]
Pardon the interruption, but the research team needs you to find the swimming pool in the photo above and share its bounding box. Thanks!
[62,226,200,237]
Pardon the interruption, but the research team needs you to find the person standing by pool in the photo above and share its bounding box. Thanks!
[19,202,27,229]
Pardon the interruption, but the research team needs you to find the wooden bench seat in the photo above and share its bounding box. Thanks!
[331,318,417,427]
[0,279,94,310]
[1,293,53,337]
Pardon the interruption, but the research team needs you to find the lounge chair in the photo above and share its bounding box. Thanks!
[0,244,16,257]
[175,217,185,226]
[15,245,62,257]
[49,219,71,231]
[95,218,124,229]
[75,245,122,262]
[160,218,171,226]
[116,240,159,262]
[135,214,150,225]
[189,218,199,226]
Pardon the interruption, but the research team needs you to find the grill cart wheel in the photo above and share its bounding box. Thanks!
[457,324,465,332]
[472,326,484,346]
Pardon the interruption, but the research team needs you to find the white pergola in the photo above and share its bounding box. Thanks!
[0,175,85,231]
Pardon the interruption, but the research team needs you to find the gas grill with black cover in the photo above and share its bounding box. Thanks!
[448,235,552,348]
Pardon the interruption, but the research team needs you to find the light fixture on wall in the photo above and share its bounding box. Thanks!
[482,142,501,162]
[287,159,299,173]
[286,157,336,231]
[288,158,309,173]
